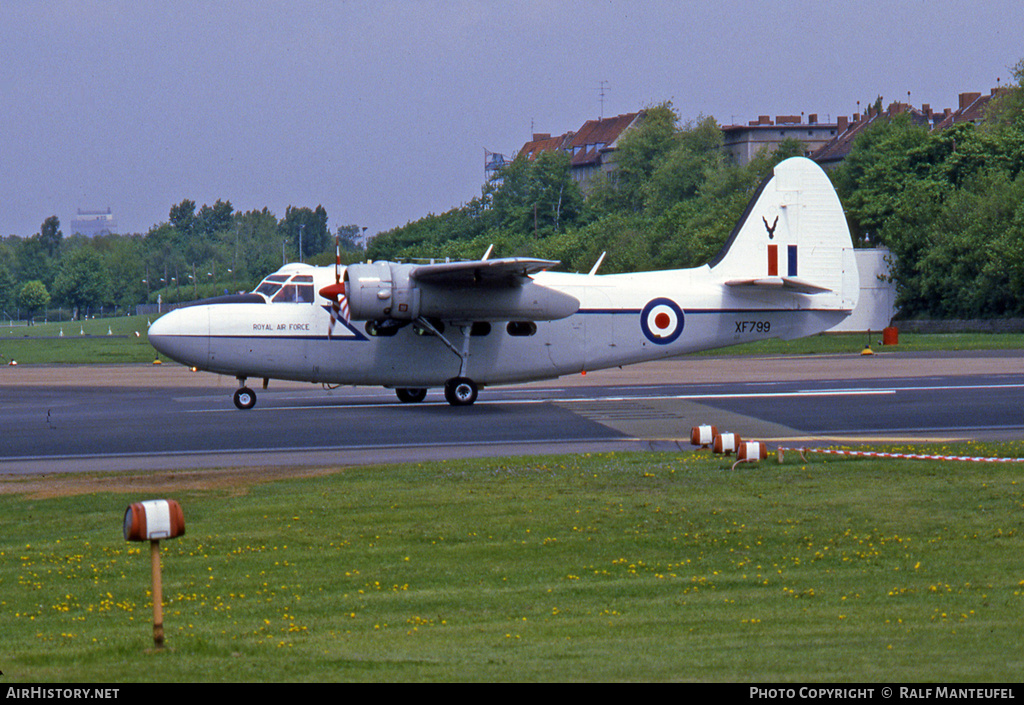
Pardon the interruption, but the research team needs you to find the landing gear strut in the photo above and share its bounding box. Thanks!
[415,318,482,406]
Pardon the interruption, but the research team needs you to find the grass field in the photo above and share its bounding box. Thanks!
[3,313,1024,365]
[0,316,158,364]
[2,446,1023,682]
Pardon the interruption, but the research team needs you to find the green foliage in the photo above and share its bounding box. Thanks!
[17,279,50,320]
[1,195,360,318]
[838,63,1024,317]
[368,100,816,276]
[39,216,63,258]
[644,114,725,216]
[281,204,330,260]
[52,246,112,314]
[0,255,15,312]
[608,101,681,212]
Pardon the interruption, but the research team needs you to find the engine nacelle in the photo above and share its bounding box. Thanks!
[344,262,419,321]
[344,262,579,322]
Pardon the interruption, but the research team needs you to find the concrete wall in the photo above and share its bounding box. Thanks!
[830,248,898,332]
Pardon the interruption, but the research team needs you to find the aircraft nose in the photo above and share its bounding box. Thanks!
[148,307,209,366]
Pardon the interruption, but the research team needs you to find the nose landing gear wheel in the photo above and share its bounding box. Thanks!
[233,387,257,410]
[444,377,478,406]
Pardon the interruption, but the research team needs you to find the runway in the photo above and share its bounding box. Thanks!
[1,350,1022,473]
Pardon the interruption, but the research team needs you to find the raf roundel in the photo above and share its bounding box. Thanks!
[640,298,685,345]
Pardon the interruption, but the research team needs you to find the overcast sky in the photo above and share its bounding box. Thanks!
[2,0,1021,242]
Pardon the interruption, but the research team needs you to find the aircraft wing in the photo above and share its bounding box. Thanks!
[410,257,560,285]
[725,277,833,295]
[343,257,576,322]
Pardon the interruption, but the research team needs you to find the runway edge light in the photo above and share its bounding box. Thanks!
[123,499,185,649]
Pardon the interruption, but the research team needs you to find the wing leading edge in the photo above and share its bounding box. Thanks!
[410,257,561,285]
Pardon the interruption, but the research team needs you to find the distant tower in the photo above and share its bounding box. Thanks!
[71,208,117,237]
[484,149,511,185]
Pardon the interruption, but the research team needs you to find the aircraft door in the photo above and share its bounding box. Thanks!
[543,285,593,373]
[581,286,615,371]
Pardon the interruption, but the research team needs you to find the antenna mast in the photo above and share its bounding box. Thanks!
[596,80,611,119]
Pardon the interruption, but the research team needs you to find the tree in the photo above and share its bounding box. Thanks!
[0,257,15,314]
[169,199,197,237]
[280,205,330,260]
[14,236,54,288]
[17,280,50,324]
[101,236,147,309]
[644,115,725,216]
[52,247,111,317]
[40,216,62,257]
[195,199,234,236]
[608,102,680,212]
[490,150,582,238]
[831,111,938,243]
[986,58,1024,129]
[335,224,366,252]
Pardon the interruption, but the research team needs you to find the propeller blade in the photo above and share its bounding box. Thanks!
[320,234,349,338]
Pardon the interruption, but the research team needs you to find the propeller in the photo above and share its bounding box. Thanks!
[319,235,348,337]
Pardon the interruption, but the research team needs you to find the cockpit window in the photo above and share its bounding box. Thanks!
[255,273,314,303]
[272,283,315,303]
[255,274,289,298]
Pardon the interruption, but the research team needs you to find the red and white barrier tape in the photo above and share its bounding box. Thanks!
[778,447,1024,464]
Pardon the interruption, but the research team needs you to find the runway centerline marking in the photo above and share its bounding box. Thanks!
[182,387,897,413]
[180,380,1024,413]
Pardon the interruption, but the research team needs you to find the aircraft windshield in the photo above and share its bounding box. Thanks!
[254,273,315,303]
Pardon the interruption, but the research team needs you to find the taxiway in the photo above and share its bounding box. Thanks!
[0,350,1021,473]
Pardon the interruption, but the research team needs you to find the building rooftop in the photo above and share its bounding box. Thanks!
[812,89,1011,166]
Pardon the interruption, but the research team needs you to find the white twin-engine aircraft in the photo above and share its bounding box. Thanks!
[148,157,859,409]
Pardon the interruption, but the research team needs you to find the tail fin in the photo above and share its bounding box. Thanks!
[710,157,858,312]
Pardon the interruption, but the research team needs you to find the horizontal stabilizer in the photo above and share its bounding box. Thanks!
[411,257,560,285]
[725,277,833,294]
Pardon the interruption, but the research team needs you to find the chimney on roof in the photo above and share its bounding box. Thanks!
[922,104,932,118]
[808,113,818,124]
[959,92,981,110]
[837,115,849,132]
[750,115,773,126]
[776,115,801,124]
[533,133,551,141]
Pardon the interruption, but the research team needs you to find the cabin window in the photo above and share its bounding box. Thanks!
[506,321,537,337]
[470,322,491,336]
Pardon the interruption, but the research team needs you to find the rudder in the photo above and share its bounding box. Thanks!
[709,157,858,312]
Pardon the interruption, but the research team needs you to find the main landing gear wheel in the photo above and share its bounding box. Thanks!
[233,387,257,410]
[444,377,478,406]
[395,387,428,403]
